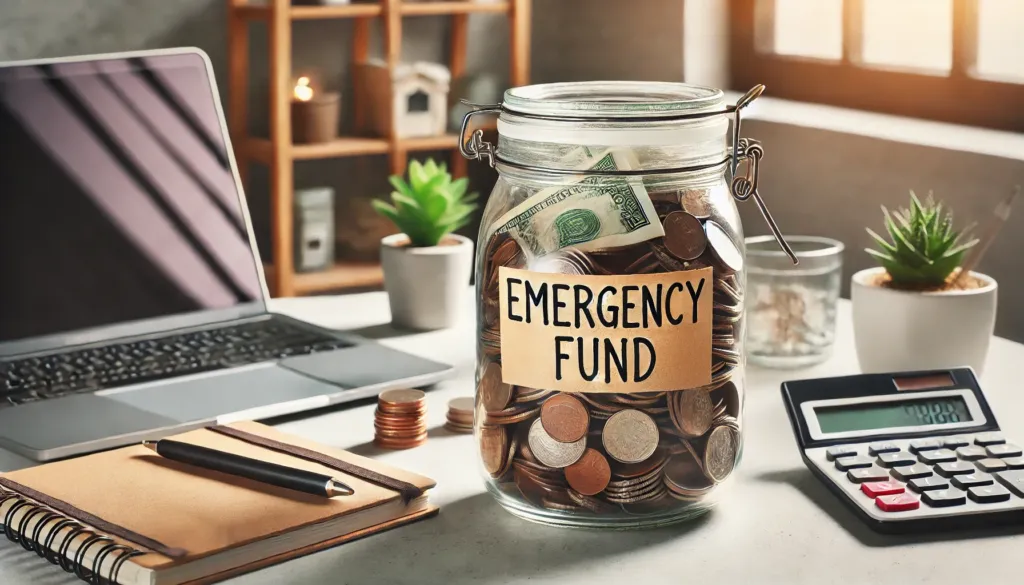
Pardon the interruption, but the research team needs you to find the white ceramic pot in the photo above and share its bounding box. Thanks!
[380,233,474,330]
[851,267,997,374]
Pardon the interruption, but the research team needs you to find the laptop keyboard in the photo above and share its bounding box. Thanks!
[0,320,351,409]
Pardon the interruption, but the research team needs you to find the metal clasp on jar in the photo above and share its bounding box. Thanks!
[459,85,798,264]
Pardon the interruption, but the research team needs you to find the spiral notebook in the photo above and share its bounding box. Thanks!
[0,421,437,585]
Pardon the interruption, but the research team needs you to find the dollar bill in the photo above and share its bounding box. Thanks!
[486,148,664,258]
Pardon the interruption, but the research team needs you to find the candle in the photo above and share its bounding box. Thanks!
[294,76,314,102]
[290,75,341,144]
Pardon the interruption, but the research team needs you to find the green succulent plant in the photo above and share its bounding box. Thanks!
[865,190,977,288]
[372,159,478,247]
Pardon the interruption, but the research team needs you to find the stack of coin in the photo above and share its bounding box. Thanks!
[374,389,427,449]
[475,184,746,517]
[444,397,474,434]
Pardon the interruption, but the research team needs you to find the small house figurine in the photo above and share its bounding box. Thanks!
[355,61,450,139]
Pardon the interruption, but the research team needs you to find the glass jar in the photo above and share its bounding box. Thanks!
[463,81,794,528]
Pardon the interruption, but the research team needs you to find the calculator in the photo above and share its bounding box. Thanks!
[781,368,1024,533]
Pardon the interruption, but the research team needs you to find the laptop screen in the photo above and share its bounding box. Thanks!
[0,52,264,344]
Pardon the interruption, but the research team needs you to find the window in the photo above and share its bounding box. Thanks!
[730,0,1024,131]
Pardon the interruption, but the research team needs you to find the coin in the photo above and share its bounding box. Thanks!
[485,405,540,425]
[704,425,738,482]
[448,396,474,416]
[663,211,707,261]
[663,453,713,494]
[527,419,586,468]
[671,389,713,439]
[378,389,426,408]
[681,188,712,219]
[540,394,590,443]
[602,409,659,464]
[479,361,512,412]
[704,220,743,273]
[480,424,510,477]
[612,448,668,479]
[564,448,611,496]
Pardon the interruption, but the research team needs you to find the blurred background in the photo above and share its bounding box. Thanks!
[2,0,1021,340]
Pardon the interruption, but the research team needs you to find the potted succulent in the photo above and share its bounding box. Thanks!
[373,159,477,330]
[852,191,996,374]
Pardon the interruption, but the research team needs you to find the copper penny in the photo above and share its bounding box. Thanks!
[671,389,713,439]
[479,362,512,412]
[378,388,425,406]
[539,394,590,443]
[662,211,707,261]
[564,449,612,496]
[479,424,510,477]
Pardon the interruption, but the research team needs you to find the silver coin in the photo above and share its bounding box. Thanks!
[704,425,739,482]
[527,419,586,469]
[704,220,743,273]
[602,409,660,464]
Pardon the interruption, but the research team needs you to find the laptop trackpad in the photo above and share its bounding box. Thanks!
[106,364,339,423]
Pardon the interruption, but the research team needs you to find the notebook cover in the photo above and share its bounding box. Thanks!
[185,505,439,585]
[0,421,436,573]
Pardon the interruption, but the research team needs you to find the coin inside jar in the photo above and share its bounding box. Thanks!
[602,409,659,464]
[703,425,739,483]
[704,220,743,273]
[479,361,513,412]
[527,419,586,468]
[662,211,707,261]
[671,388,713,438]
[564,448,612,496]
[480,424,510,477]
[539,393,590,443]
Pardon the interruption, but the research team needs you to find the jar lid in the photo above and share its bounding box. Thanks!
[497,81,729,147]
[503,81,725,119]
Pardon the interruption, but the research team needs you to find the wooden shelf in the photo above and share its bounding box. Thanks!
[400,133,460,151]
[402,2,510,16]
[243,134,459,164]
[265,261,385,295]
[236,2,509,21]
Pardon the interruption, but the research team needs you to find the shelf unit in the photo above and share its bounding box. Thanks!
[227,0,531,296]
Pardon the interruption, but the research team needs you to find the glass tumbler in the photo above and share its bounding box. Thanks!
[745,236,844,368]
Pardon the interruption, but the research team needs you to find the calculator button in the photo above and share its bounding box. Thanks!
[891,464,933,481]
[826,445,857,461]
[847,466,890,484]
[875,493,920,512]
[967,484,1011,503]
[976,458,1008,473]
[868,442,900,456]
[956,446,987,461]
[909,476,949,492]
[1002,456,1024,470]
[937,461,975,477]
[942,436,970,449]
[909,439,941,454]
[835,456,874,471]
[922,488,967,508]
[951,472,995,490]
[861,481,905,498]
[918,449,957,465]
[986,444,1023,458]
[877,452,918,468]
[994,470,1024,497]
[974,432,1006,446]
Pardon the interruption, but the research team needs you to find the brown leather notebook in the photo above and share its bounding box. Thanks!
[0,421,437,585]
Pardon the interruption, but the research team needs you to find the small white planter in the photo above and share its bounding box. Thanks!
[851,267,998,375]
[380,233,473,330]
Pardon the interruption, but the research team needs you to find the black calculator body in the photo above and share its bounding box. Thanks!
[782,368,1024,533]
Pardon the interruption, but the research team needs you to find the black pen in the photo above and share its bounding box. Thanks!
[142,439,354,498]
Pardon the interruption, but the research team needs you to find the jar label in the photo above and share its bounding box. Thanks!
[498,266,712,393]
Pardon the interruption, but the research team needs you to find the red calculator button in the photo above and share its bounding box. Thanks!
[861,481,905,498]
[876,493,920,512]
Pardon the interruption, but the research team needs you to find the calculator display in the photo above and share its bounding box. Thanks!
[815,396,972,433]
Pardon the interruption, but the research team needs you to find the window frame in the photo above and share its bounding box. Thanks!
[729,0,1024,132]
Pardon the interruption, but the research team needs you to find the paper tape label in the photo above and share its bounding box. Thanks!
[498,266,712,393]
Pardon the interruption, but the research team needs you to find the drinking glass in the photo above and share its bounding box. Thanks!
[745,236,843,368]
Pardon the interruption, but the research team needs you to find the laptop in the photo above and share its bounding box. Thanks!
[0,48,454,461]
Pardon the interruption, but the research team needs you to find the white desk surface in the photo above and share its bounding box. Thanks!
[2,294,1022,585]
